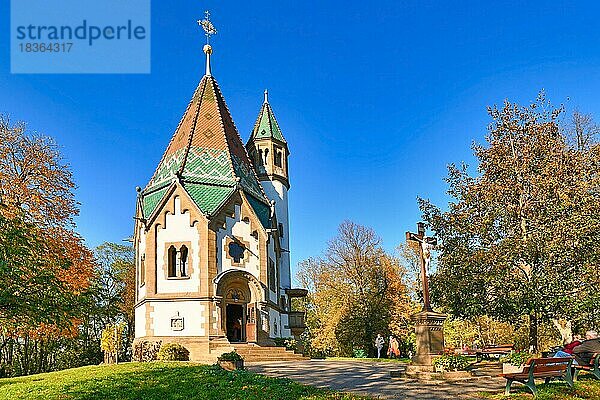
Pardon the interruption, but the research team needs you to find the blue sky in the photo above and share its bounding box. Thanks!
[2,1,600,279]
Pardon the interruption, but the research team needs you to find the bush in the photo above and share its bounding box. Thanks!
[133,340,162,362]
[157,343,189,361]
[433,354,470,371]
[352,348,367,358]
[273,337,297,351]
[500,350,532,366]
[218,351,243,362]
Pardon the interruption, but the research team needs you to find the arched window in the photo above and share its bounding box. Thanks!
[257,149,263,165]
[140,254,146,286]
[179,245,188,277]
[268,258,276,292]
[274,149,283,168]
[264,148,269,164]
[168,245,177,277]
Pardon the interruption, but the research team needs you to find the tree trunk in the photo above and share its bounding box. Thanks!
[529,313,538,353]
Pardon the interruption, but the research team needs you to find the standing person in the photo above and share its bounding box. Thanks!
[232,319,242,342]
[391,337,401,358]
[375,334,385,359]
[388,336,399,358]
[573,331,600,366]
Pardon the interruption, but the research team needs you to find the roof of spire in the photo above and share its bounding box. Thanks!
[248,92,287,144]
[140,74,270,225]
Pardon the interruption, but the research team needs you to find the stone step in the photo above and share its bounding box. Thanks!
[209,342,308,361]
[235,349,301,353]
[231,343,307,362]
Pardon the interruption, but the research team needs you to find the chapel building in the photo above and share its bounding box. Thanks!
[133,43,306,361]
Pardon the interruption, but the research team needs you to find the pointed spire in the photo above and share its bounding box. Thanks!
[248,91,287,144]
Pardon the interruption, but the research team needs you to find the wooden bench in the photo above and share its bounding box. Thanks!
[475,344,514,362]
[574,353,600,380]
[500,357,574,396]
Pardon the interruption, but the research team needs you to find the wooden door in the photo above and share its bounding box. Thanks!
[246,303,256,342]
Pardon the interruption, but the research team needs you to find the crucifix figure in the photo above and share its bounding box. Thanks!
[406,222,437,312]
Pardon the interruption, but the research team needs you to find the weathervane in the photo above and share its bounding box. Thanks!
[197,11,217,77]
[198,10,217,45]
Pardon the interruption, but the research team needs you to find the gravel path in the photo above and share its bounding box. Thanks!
[247,360,506,399]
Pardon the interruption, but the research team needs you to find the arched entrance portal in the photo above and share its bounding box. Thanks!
[215,270,265,344]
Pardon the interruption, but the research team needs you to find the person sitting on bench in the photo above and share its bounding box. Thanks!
[573,331,600,366]
[553,334,583,362]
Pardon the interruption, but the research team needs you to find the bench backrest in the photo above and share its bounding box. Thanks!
[482,344,514,352]
[523,357,572,375]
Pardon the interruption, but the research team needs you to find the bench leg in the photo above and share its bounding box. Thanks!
[504,379,513,396]
[525,379,538,397]
[593,368,600,380]
[573,368,580,381]
[565,366,574,387]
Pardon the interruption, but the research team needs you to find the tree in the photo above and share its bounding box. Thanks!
[297,221,415,357]
[0,116,78,227]
[0,115,94,312]
[93,243,135,360]
[0,116,95,376]
[0,213,81,326]
[419,93,600,351]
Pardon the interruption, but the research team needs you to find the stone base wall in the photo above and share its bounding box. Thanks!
[134,336,213,362]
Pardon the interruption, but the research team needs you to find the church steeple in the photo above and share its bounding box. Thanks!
[139,17,270,225]
[246,91,289,188]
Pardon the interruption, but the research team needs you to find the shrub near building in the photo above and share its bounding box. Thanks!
[157,343,190,361]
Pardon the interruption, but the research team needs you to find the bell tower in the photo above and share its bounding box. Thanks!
[246,90,291,289]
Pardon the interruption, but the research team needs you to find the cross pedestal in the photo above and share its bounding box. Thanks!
[410,310,447,367]
[405,223,447,369]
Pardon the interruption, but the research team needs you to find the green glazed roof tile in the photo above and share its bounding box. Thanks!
[142,187,169,218]
[183,183,235,216]
[250,102,286,143]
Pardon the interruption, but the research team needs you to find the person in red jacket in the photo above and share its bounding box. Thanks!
[553,335,583,360]
[563,336,583,355]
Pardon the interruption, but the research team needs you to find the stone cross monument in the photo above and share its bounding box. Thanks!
[406,222,447,367]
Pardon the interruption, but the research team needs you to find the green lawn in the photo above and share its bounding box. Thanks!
[479,376,600,400]
[0,362,372,400]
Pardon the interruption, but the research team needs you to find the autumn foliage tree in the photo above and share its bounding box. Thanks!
[419,93,600,351]
[297,221,415,357]
[0,116,95,376]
